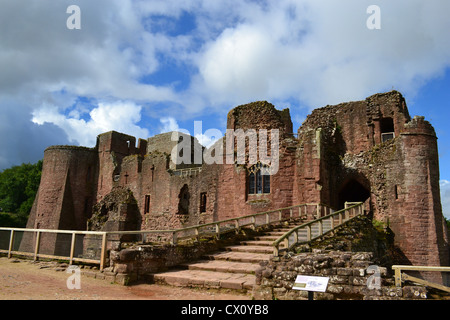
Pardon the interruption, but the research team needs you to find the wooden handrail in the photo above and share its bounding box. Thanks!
[272,202,364,256]
[0,227,107,270]
[392,265,450,293]
[104,203,334,242]
[0,202,336,271]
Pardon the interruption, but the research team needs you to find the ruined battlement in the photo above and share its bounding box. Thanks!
[227,100,293,136]
[23,91,449,284]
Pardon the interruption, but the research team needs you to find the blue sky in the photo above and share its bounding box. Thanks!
[0,0,450,218]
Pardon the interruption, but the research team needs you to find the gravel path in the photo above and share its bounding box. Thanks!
[0,257,250,300]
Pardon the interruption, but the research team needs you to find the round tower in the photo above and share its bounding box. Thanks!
[395,116,449,284]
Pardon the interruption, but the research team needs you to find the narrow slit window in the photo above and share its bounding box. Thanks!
[200,192,207,213]
[144,195,151,214]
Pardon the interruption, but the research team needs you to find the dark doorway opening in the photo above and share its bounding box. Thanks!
[380,117,395,142]
[177,184,190,215]
[380,117,394,133]
[338,179,370,209]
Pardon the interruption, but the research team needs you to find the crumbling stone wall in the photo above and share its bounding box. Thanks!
[21,91,449,284]
[295,91,449,284]
[253,215,427,300]
[253,250,427,300]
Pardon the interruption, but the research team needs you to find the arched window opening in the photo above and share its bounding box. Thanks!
[248,163,271,194]
[200,192,207,213]
[177,184,190,215]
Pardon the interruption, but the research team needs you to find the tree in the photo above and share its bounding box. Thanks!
[0,160,42,227]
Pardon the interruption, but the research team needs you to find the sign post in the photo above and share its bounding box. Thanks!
[292,275,329,300]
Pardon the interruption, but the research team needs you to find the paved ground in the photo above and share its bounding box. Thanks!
[0,257,250,300]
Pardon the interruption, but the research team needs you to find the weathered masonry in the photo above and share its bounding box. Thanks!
[23,91,449,284]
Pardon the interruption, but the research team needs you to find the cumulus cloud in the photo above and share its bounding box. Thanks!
[32,101,150,147]
[159,117,180,133]
[192,0,450,108]
[2,0,450,169]
[159,117,220,148]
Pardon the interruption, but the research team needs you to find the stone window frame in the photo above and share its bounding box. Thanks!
[199,192,207,213]
[144,195,151,214]
[248,162,271,195]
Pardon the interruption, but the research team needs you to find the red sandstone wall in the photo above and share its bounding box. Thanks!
[21,91,449,280]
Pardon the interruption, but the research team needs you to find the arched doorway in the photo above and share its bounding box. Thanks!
[177,184,190,215]
[338,179,370,209]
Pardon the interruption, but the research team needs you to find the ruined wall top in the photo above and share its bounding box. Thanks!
[227,101,293,136]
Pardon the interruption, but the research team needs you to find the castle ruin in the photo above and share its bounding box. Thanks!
[23,90,449,283]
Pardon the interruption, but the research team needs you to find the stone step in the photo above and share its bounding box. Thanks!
[180,260,260,274]
[254,235,279,241]
[239,240,274,246]
[225,245,274,254]
[266,231,287,236]
[206,251,272,263]
[153,269,256,291]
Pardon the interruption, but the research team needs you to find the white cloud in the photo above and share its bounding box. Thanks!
[195,131,221,148]
[2,0,450,168]
[440,180,450,220]
[32,101,150,147]
[159,117,180,133]
[191,0,450,109]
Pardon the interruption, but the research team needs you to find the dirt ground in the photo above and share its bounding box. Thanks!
[0,257,251,300]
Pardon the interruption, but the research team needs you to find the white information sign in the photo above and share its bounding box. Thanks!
[292,275,329,293]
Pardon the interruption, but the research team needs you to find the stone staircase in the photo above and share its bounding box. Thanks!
[152,221,303,292]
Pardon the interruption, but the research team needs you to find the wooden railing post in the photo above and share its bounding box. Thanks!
[293,230,298,244]
[69,232,76,265]
[394,267,402,288]
[283,238,289,250]
[100,232,107,271]
[34,231,41,261]
[172,231,178,245]
[273,246,279,257]
[8,229,14,259]
[215,223,220,240]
